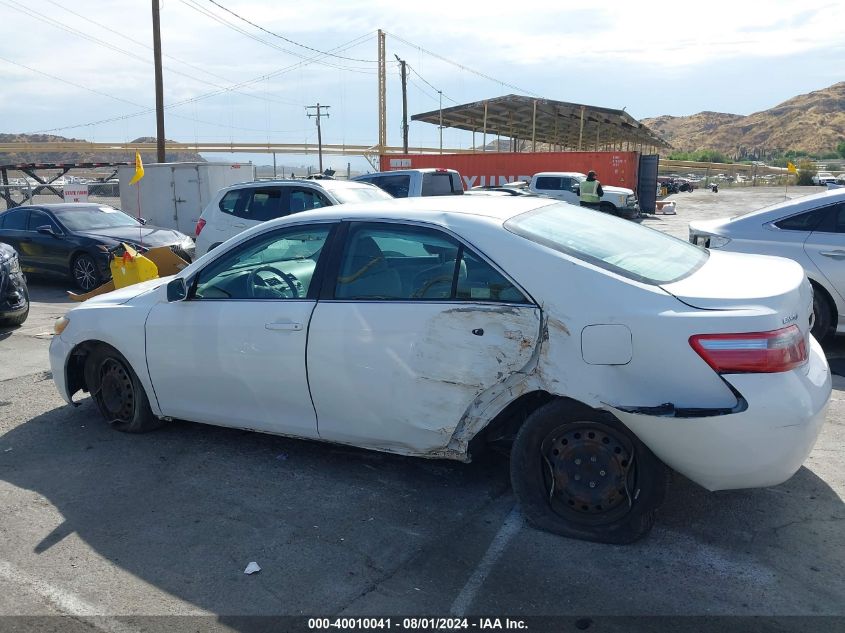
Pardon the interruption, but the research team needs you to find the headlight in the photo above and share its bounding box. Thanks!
[708,235,731,249]
[54,316,70,336]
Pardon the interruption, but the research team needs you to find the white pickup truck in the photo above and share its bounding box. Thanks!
[353,168,464,197]
[529,172,639,219]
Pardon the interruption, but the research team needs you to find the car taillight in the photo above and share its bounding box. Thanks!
[689,325,807,374]
[195,218,206,237]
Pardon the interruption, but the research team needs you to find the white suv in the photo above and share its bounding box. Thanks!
[528,172,640,219]
[194,179,392,256]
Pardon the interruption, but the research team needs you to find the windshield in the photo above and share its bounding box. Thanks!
[331,186,394,204]
[55,206,140,231]
[505,202,708,285]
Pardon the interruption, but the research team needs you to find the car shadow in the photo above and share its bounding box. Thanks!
[0,398,512,619]
[2,394,844,621]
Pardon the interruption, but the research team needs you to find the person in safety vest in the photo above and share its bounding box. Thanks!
[579,170,603,209]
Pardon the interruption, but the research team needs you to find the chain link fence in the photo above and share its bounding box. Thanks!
[1,181,121,212]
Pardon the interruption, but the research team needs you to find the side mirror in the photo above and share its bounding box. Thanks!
[138,217,147,225]
[166,277,188,302]
[36,225,60,236]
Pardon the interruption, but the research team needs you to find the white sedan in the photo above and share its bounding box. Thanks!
[689,188,845,340]
[50,196,831,544]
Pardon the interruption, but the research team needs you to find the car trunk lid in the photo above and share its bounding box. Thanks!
[661,250,810,319]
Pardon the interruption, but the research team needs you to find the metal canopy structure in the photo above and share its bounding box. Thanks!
[411,94,671,152]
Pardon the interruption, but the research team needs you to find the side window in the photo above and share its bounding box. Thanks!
[288,188,328,214]
[374,175,410,198]
[834,204,845,233]
[534,177,562,191]
[333,223,528,303]
[809,203,845,234]
[335,224,460,300]
[193,225,330,300]
[457,249,527,303]
[239,188,284,222]
[1,209,28,230]
[218,189,245,215]
[422,172,458,196]
[775,207,829,232]
[28,209,59,231]
[561,177,579,193]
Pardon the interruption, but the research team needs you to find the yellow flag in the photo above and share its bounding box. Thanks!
[787,161,798,174]
[129,151,145,185]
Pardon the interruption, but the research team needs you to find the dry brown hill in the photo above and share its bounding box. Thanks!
[642,82,845,157]
[0,134,204,165]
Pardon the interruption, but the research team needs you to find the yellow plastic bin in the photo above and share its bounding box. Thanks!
[110,244,159,289]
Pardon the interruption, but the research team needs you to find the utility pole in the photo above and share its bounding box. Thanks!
[394,55,408,153]
[151,0,166,163]
[377,29,386,156]
[306,103,330,173]
[438,91,443,155]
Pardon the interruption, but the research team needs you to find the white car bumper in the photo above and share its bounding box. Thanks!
[610,336,831,491]
[49,334,74,405]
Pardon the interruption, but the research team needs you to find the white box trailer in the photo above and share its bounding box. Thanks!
[119,162,254,235]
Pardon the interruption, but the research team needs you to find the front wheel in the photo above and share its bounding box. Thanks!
[510,400,666,544]
[84,345,164,433]
[71,253,101,292]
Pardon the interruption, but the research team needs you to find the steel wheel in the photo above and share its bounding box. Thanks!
[540,422,637,526]
[72,254,99,291]
[98,358,136,424]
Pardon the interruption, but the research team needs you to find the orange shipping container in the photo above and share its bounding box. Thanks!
[379,151,641,192]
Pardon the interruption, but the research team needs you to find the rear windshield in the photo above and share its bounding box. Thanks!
[331,186,394,204]
[422,172,462,196]
[505,202,708,285]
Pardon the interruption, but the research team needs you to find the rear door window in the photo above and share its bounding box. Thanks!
[775,207,830,232]
[28,209,60,232]
[372,175,410,198]
[1,209,28,230]
[219,189,246,215]
[534,177,562,190]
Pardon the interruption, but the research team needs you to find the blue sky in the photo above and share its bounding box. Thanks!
[1,0,843,171]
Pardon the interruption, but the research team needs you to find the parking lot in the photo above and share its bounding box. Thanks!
[1,186,844,630]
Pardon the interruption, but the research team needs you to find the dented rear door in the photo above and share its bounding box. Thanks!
[306,220,541,455]
[307,302,540,454]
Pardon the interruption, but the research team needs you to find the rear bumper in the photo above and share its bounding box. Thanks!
[609,336,831,491]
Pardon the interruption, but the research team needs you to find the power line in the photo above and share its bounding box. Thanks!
[206,0,377,63]
[180,0,376,75]
[406,63,457,104]
[388,31,542,98]
[0,55,304,135]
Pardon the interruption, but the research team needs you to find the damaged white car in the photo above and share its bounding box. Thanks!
[50,197,831,544]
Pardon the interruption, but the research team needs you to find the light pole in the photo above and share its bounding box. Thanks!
[306,103,330,174]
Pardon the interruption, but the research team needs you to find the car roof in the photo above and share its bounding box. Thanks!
[3,203,113,212]
[257,194,559,228]
[355,168,459,176]
[533,171,585,178]
[730,188,845,223]
[225,179,378,192]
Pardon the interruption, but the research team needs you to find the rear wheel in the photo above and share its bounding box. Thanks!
[84,345,163,433]
[811,288,833,342]
[71,253,101,292]
[510,400,666,544]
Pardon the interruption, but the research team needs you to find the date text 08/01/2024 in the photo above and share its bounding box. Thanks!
[307,618,528,630]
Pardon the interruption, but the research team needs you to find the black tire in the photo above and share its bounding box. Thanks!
[510,399,666,544]
[71,253,102,292]
[811,287,833,342]
[598,202,617,216]
[0,306,29,327]
[84,344,163,433]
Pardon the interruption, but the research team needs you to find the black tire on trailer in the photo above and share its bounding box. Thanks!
[510,399,666,544]
[71,253,102,292]
[84,344,164,433]
[811,286,833,342]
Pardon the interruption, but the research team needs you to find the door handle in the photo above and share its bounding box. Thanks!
[265,322,303,331]
[820,250,845,260]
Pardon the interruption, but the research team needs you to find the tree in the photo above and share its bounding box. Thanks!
[837,141,845,159]
[796,159,817,186]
